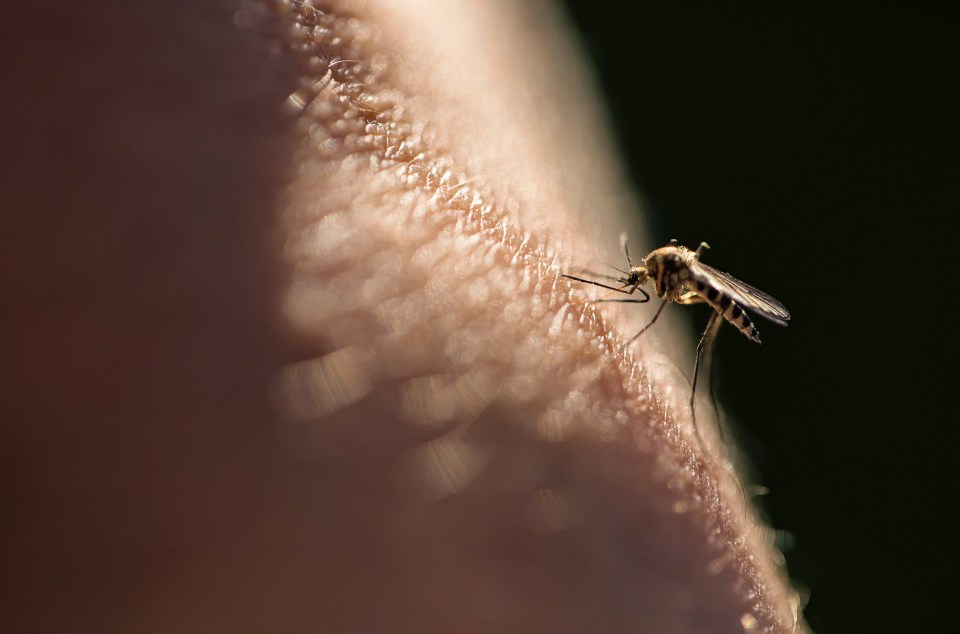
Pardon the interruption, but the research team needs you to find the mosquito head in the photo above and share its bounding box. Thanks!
[623,265,650,289]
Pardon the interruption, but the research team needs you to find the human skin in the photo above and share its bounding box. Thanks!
[1,1,803,632]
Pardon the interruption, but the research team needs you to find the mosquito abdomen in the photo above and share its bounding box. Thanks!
[692,280,762,343]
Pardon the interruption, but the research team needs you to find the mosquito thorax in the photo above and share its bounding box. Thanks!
[642,245,698,297]
[644,246,697,274]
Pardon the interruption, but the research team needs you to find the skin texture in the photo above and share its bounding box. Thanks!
[1,1,804,632]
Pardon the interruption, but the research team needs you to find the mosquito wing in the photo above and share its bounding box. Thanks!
[688,261,791,326]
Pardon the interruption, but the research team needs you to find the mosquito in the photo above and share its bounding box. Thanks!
[563,236,790,451]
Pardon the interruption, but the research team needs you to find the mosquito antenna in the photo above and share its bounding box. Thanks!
[561,274,632,294]
[573,268,622,282]
[618,232,635,268]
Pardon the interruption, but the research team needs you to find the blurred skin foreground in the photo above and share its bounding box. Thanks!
[1,1,804,632]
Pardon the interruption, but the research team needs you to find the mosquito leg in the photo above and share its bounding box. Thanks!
[675,291,706,305]
[692,311,723,405]
[695,311,730,453]
[695,312,750,518]
[704,324,725,446]
[690,311,723,457]
[626,300,669,344]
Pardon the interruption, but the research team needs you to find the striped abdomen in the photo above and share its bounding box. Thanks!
[690,280,762,343]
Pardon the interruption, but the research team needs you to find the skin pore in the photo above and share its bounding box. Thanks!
[2,1,803,631]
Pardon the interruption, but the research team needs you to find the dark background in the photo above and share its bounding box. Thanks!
[558,3,957,633]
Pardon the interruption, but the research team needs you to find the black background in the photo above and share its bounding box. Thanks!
[557,3,957,633]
